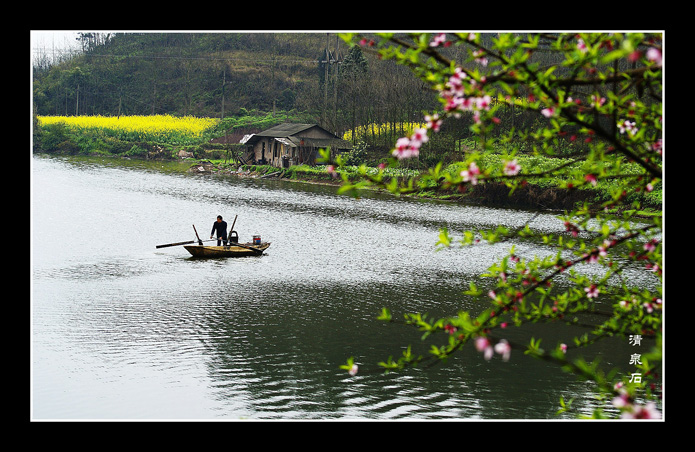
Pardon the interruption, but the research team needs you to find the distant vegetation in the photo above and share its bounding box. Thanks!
[33,32,575,162]
[31,32,661,213]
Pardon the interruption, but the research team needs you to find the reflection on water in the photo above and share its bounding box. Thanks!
[31,156,657,420]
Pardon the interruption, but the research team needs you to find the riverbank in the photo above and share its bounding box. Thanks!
[185,159,662,217]
[32,114,661,217]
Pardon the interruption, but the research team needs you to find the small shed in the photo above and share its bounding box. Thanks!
[240,123,352,168]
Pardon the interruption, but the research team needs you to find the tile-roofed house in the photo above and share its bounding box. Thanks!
[240,123,352,168]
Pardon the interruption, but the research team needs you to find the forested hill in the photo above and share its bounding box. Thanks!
[32,33,346,120]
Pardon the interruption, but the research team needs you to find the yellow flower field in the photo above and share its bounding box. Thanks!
[37,115,219,144]
[342,122,427,142]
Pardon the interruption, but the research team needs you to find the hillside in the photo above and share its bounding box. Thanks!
[34,32,630,167]
[33,32,447,160]
[32,33,343,121]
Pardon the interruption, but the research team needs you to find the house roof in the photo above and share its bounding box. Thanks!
[240,123,353,150]
[255,123,318,138]
[240,123,322,145]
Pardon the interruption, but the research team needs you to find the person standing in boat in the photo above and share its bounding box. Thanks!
[210,215,228,246]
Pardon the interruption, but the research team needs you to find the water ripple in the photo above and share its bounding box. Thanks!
[32,156,658,420]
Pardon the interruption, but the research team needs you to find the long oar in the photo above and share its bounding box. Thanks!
[192,224,204,245]
[229,241,264,255]
[155,239,218,249]
[156,240,195,249]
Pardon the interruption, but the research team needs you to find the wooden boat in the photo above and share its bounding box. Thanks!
[183,241,270,258]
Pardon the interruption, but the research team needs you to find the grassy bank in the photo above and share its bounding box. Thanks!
[32,114,661,215]
[198,158,662,215]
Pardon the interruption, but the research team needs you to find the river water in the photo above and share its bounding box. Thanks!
[31,155,659,420]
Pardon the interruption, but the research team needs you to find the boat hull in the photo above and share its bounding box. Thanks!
[184,242,270,258]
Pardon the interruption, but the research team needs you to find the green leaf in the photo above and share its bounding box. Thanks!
[339,356,355,371]
[377,307,392,322]
[437,228,451,248]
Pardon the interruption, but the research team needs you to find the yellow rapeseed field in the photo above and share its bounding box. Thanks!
[342,122,426,142]
[37,115,219,143]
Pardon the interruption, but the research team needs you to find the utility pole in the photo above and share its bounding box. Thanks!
[221,67,226,119]
[334,34,340,131]
[324,33,329,126]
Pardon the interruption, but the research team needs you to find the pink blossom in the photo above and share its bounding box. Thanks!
[643,239,658,253]
[577,38,588,53]
[622,401,661,419]
[410,128,429,146]
[503,159,521,176]
[444,67,467,98]
[348,363,358,376]
[651,139,663,155]
[475,336,490,351]
[591,95,606,108]
[587,241,609,263]
[392,128,429,160]
[494,339,511,361]
[564,221,580,237]
[612,391,631,409]
[646,47,662,66]
[392,137,416,159]
[476,95,491,110]
[585,174,598,186]
[425,113,442,132]
[430,33,447,47]
[460,161,481,185]
[648,263,661,274]
[643,298,663,313]
[395,137,410,149]
[472,50,488,66]
[618,119,638,136]
[585,284,599,298]
[619,297,637,309]
[358,38,374,47]
[541,106,556,118]
[475,337,494,360]
[438,66,498,122]
[560,343,568,354]
[444,96,464,117]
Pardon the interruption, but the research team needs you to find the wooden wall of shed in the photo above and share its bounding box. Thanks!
[251,138,294,167]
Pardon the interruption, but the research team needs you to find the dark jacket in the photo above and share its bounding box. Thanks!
[211,220,228,238]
